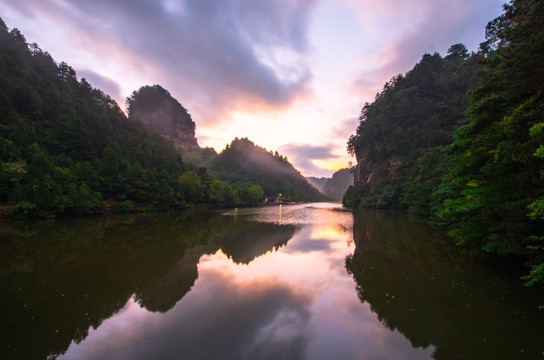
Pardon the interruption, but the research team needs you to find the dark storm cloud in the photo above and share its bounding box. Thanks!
[4,0,317,124]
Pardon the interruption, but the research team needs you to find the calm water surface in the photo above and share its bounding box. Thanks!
[1,203,543,359]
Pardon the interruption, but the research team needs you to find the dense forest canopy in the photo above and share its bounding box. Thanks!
[0,19,272,216]
[345,44,481,213]
[0,17,329,216]
[345,0,544,288]
[435,0,544,285]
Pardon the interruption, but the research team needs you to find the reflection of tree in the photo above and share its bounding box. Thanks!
[0,212,295,359]
[135,251,201,313]
[346,210,544,360]
[210,221,294,264]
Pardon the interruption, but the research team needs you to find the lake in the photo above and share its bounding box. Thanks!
[1,203,543,359]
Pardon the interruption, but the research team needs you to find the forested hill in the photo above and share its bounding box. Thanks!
[0,18,192,217]
[127,85,199,150]
[345,0,544,288]
[0,18,265,217]
[345,44,481,213]
[210,138,325,202]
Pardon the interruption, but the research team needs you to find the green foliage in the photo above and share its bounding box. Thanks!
[181,147,217,167]
[118,200,136,213]
[8,201,39,219]
[210,137,325,202]
[431,0,544,285]
[245,184,264,206]
[0,20,212,217]
[347,46,481,212]
[342,185,362,208]
[347,0,544,289]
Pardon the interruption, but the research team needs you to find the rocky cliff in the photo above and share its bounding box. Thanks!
[127,85,199,150]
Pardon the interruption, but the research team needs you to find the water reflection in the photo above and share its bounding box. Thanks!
[52,204,433,360]
[0,211,295,359]
[1,204,543,360]
[60,271,312,360]
[346,209,544,359]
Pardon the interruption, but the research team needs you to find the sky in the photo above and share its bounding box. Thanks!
[0,0,505,177]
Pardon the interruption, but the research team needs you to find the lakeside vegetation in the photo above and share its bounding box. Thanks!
[345,0,544,288]
[0,18,324,218]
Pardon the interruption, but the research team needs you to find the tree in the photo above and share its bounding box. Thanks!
[246,185,264,206]
[434,0,544,283]
[445,43,469,60]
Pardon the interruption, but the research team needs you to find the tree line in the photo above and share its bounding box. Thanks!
[345,0,544,288]
[0,18,264,218]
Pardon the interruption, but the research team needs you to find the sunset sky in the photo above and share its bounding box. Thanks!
[1,0,505,177]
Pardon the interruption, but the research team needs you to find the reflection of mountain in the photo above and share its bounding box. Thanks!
[211,221,294,264]
[346,210,544,359]
[0,212,295,360]
[135,250,201,313]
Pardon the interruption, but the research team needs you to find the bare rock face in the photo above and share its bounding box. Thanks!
[127,85,199,150]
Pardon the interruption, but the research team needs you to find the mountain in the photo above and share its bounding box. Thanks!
[322,168,353,201]
[209,138,325,202]
[345,45,481,213]
[0,19,226,217]
[127,85,199,150]
[306,176,329,192]
[345,0,544,289]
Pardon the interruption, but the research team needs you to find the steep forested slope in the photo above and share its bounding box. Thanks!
[345,44,481,214]
[346,0,544,287]
[0,19,208,216]
[210,138,324,202]
[433,0,544,285]
[306,176,328,192]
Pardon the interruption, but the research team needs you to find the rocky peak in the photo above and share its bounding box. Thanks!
[127,85,199,150]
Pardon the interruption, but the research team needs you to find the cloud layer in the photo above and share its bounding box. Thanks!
[0,0,505,176]
[2,0,317,121]
[279,143,345,177]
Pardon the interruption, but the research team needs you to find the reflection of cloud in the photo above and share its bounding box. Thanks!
[60,270,312,360]
[285,238,332,254]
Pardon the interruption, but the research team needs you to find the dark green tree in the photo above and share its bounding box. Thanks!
[433,0,544,284]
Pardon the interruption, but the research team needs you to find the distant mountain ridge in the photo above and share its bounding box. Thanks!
[127,85,199,150]
[306,176,329,192]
